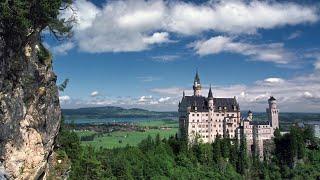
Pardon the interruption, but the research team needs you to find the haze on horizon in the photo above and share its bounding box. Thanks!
[44,0,320,113]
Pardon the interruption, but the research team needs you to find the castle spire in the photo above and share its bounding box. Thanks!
[183,91,185,98]
[193,70,202,96]
[194,69,200,84]
[208,84,213,99]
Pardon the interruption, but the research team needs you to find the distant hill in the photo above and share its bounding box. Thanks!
[62,106,178,119]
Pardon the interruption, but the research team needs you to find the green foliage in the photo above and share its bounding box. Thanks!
[58,78,69,92]
[58,121,320,179]
[237,134,249,175]
[0,0,73,49]
[37,43,51,65]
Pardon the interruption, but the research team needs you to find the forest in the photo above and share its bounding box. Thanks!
[55,120,320,180]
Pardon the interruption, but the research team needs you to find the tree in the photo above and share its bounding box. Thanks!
[0,0,74,51]
[237,134,249,175]
[212,136,222,162]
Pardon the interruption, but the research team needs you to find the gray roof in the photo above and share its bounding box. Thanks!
[249,121,270,126]
[269,96,276,101]
[181,96,239,112]
[208,86,213,99]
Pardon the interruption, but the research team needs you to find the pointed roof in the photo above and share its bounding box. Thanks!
[269,96,276,101]
[194,70,200,84]
[248,110,252,114]
[208,85,213,99]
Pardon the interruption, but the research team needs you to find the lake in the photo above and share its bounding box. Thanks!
[64,117,178,124]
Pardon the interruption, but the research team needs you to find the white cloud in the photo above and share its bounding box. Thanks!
[52,42,75,55]
[142,32,171,44]
[287,31,301,40]
[192,36,293,64]
[303,91,313,98]
[256,77,285,86]
[59,95,71,102]
[152,55,180,62]
[138,95,153,102]
[167,1,318,35]
[158,97,171,102]
[90,91,99,97]
[315,60,320,70]
[58,0,318,53]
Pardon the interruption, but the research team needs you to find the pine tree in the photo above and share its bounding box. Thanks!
[237,134,248,175]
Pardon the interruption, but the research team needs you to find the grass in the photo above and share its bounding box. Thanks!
[75,120,179,149]
[136,119,178,128]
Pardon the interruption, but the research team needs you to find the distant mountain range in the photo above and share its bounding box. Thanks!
[62,106,320,123]
[62,106,178,119]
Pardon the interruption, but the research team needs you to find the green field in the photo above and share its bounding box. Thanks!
[75,120,179,149]
[135,119,178,128]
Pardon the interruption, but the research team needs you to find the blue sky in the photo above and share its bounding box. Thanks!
[46,0,320,112]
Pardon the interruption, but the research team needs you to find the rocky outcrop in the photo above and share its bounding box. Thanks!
[0,34,61,179]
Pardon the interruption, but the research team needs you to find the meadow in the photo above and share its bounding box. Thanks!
[75,120,178,149]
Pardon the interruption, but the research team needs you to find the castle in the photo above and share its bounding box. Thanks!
[178,72,279,159]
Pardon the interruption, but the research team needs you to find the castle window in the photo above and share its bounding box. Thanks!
[206,114,208,116]
[197,120,199,122]
[217,114,220,116]
[192,120,194,122]
[222,114,225,116]
[197,114,200,116]
[192,114,195,116]
[192,125,195,128]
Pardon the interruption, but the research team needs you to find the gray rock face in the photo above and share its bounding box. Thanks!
[0,35,61,179]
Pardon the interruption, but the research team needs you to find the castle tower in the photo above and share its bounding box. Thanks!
[208,85,214,111]
[266,96,279,130]
[193,71,201,96]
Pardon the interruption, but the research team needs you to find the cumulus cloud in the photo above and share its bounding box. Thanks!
[59,95,71,102]
[90,91,99,97]
[58,0,318,53]
[167,1,318,35]
[142,32,171,44]
[52,42,75,55]
[192,36,293,64]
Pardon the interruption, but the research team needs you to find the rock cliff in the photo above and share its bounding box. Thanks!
[0,34,61,179]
